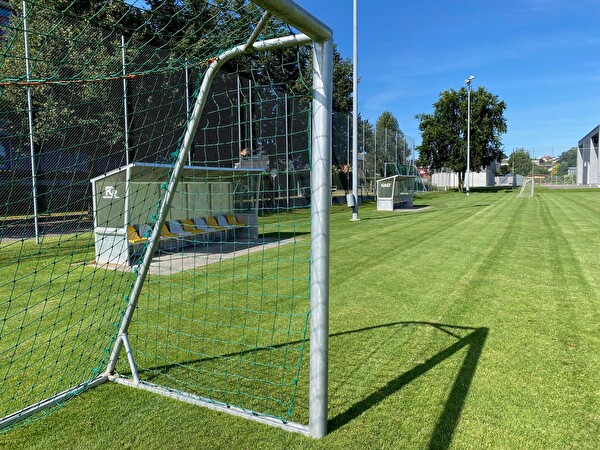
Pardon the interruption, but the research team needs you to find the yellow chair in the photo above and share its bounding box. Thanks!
[206,216,226,230]
[160,224,178,237]
[226,214,245,226]
[181,219,205,234]
[127,225,147,244]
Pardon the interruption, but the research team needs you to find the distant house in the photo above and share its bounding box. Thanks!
[577,125,600,186]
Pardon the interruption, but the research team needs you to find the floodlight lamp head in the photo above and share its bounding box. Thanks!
[465,75,475,85]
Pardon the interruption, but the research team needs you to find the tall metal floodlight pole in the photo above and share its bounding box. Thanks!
[531,154,535,197]
[465,75,474,195]
[122,36,130,166]
[351,0,359,220]
[23,1,40,244]
[374,127,377,194]
[362,123,366,194]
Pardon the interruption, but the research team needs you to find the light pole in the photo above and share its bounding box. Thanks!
[465,75,474,195]
[351,0,359,220]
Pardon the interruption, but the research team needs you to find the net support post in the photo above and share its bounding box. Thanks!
[121,35,130,166]
[309,37,333,439]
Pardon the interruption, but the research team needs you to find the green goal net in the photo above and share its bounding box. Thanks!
[1,0,332,437]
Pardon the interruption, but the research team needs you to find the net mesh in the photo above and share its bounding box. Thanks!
[517,177,534,197]
[1,0,313,429]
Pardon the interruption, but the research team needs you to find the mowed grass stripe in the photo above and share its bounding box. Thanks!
[326,191,600,448]
[440,190,600,448]
[325,193,519,445]
[534,191,600,443]
[328,192,517,324]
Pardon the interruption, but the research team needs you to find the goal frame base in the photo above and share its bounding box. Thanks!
[110,375,311,436]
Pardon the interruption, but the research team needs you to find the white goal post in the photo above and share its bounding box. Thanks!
[517,176,534,197]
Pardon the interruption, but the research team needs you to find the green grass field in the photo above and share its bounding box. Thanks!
[2,187,600,449]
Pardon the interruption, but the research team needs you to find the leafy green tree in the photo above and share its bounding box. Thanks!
[556,161,569,177]
[1,1,354,157]
[498,164,510,176]
[534,165,549,175]
[557,147,577,167]
[369,111,409,176]
[416,86,507,191]
[303,43,353,112]
[508,148,547,176]
[235,37,352,112]
[143,0,218,53]
[1,0,133,150]
[508,149,532,176]
[331,45,353,114]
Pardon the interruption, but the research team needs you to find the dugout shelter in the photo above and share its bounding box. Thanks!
[91,162,263,265]
[376,174,415,211]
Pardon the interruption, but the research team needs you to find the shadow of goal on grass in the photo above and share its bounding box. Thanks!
[327,321,488,450]
[121,320,487,447]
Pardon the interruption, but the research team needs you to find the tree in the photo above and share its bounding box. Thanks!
[557,147,577,167]
[245,39,352,111]
[331,45,353,115]
[556,162,569,177]
[370,111,408,176]
[507,148,547,176]
[1,0,135,150]
[498,164,510,176]
[416,86,507,191]
[508,149,533,176]
[143,0,217,53]
[1,0,354,164]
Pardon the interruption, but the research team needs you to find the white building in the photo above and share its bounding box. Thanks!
[431,166,496,190]
[577,125,600,186]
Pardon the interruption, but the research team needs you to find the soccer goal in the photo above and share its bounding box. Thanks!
[0,0,332,438]
[517,176,534,197]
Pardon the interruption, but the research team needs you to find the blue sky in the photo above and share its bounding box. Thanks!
[297,0,600,158]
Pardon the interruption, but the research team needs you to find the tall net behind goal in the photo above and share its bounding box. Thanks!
[0,0,331,437]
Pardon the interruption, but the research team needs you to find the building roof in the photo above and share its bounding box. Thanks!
[91,162,264,183]
[578,125,600,146]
